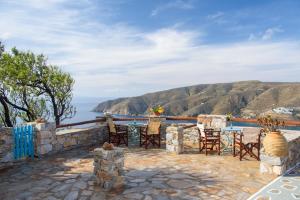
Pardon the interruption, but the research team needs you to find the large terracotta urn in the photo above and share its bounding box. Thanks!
[263,131,288,157]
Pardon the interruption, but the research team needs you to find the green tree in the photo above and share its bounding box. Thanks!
[0,41,15,127]
[32,64,76,125]
[0,45,75,126]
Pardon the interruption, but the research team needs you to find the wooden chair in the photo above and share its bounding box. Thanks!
[140,120,161,149]
[198,128,221,155]
[233,131,262,161]
[107,118,128,147]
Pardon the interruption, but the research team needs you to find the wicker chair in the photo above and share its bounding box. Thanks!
[140,120,161,149]
[233,130,262,161]
[198,128,221,155]
[107,118,128,147]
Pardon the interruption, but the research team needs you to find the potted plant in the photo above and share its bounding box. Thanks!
[226,112,233,128]
[257,115,288,157]
[149,105,164,116]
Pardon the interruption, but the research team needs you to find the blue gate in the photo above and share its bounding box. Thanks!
[13,125,34,160]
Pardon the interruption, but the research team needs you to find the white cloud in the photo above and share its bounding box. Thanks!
[249,27,284,41]
[206,11,227,24]
[151,0,194,16]
[248,33,256,41]
[0,1,299,98]
[262,27,284,40]
[207,12,224,20]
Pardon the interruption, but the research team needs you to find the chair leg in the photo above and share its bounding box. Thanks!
[239,134,243,161]
[218,140,220,155]
[158,134,161,148]
[145,135,148,149]
[233,133,236,157]
[257,141,261,161]
[205,140,208,156]
[239,145,242,161]
[140,131,142,147]
[117,135,120,146]
[199,136,201,152]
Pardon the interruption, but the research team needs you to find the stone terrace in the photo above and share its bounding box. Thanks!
[0,146,275,200]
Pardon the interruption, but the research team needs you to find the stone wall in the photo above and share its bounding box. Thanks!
[260,130,300,175]
[0,122,109,169]
[34,122,109,156]
[183,126,199,149]
[0,127,14,169]
[197,114,228,129]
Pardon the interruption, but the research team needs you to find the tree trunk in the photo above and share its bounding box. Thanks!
[43,83,61,125]
[0,96,13,127]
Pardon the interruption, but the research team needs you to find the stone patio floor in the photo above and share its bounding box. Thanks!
[0,146,276,200]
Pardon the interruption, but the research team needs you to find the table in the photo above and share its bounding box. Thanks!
[221,126,242,153]
[127,122,146,146]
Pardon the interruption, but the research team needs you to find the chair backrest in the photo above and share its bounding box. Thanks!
[197,123,205,137]
[204,128,215,137]
[147,121,161,135]
[241,127,262,144]
[106,118,116,133]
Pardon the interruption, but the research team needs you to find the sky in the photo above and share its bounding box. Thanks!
[0,0,300,98]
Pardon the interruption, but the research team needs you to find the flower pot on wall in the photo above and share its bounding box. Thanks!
[154,112,160,116]
[263,131,288,157]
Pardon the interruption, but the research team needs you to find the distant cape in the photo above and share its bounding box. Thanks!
[93,81,300,120]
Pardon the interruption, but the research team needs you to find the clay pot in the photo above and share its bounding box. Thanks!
[263,131,288,157]
[102,142,114,150]
[154,112,160,116]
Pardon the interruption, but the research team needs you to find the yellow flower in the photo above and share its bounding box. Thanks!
[158,106,164,113]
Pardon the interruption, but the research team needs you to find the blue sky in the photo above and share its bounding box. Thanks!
[0,0,300,98]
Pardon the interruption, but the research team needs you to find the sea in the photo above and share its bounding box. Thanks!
[63,97,106,124]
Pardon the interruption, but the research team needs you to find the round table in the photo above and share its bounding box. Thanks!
[127,122,146,146]
[221,126,242,153]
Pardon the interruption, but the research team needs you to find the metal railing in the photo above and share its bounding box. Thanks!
[56,115,300,129]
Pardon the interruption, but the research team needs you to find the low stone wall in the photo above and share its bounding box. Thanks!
[183,126,199,149]
[55,127,107,152]
[0,122,109,169]
[0,127,14,169]
[34,122,109,156]
[260,130,300,175]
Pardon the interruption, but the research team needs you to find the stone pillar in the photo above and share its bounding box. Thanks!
[34,122,56,156]
[93,147,124,191]
[166,125,184,154]
[260,153,288,175]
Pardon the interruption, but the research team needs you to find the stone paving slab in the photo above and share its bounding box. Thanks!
[0,146,275,200]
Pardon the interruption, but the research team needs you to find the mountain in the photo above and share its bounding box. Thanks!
[93,81,300,119]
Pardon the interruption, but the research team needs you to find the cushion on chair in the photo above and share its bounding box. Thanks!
[147,121,161,135]
[106,118,117,133]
